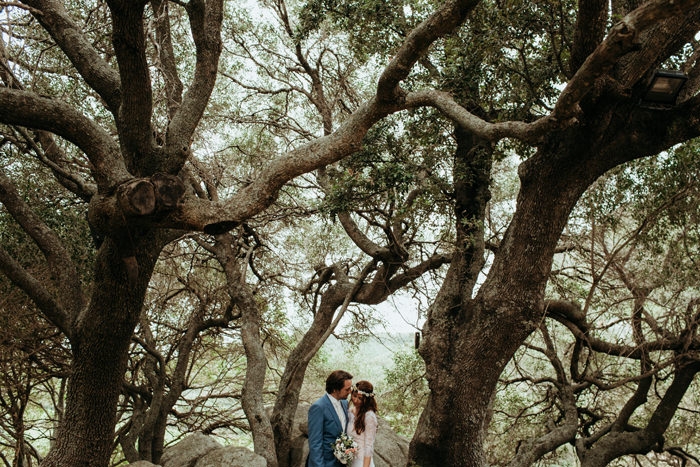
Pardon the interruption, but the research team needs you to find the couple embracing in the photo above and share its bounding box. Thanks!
[306,370,378,467]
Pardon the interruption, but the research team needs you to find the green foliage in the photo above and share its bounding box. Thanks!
[320,114,453,221]
[322,134,415,215]
[0,282,71,464]
[523,145,700,465]
[573,144,700,293]
[3,0,700,464]
[381,349,428,437]
[295,0,575,116]
[437,0,574,116]
[295,0,428,62]
[0,146,94,286]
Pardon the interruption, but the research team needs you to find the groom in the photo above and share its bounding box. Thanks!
[306,370,353,467]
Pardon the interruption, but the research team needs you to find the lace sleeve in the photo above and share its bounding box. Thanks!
[363,411,378,457]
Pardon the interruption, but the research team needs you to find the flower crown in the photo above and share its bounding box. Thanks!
[352,384,374,398]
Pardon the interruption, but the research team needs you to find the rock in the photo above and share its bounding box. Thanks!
[195,445,267,467]
[289,432,310,467]
[158,432,266,467]
[372,417,409,467]
[293,403,310,439]
[128,462,161,467]
[160,432,222,467]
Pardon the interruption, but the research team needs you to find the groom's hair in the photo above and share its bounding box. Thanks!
[325,370,353,393]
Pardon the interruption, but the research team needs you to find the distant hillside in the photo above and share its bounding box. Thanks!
[320,332,417,389]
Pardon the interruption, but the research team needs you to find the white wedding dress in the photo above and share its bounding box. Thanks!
[347,409,377,467]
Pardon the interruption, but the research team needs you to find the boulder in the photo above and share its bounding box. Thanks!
[128,462,160,467]
[158,432,266,467]
[195,445,266,467]
[159,432,223,467]
[372,418,410,467]
[289,431,310,467]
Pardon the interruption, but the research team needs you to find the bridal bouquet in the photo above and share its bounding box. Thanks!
[331,432,358,464]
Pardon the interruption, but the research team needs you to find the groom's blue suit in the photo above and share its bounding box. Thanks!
[307,394,349,467]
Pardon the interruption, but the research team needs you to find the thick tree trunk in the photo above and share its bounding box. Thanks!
[408,99,700,464]
[409,125,603,466]
[410,129,508,466]
[41,234,163,467]
[410,283,537,466]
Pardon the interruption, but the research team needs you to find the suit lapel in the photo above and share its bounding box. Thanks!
[325,395,343,433]
[341,399,349,432]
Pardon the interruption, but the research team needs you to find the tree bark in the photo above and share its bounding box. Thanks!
[272,285,347,467]
[409,107,700,466]
[578,362,700,467]
[41,233,165,467]
[215,234,279,467]
[410,129,504,467]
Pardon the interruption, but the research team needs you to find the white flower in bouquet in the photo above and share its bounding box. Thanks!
[331,432,358,464]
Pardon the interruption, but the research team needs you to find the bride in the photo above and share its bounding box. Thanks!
[348,380,378,467]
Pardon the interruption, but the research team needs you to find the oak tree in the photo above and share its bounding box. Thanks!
[3,0,700,467]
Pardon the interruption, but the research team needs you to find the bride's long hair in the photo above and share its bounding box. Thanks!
[352,380,378,434]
